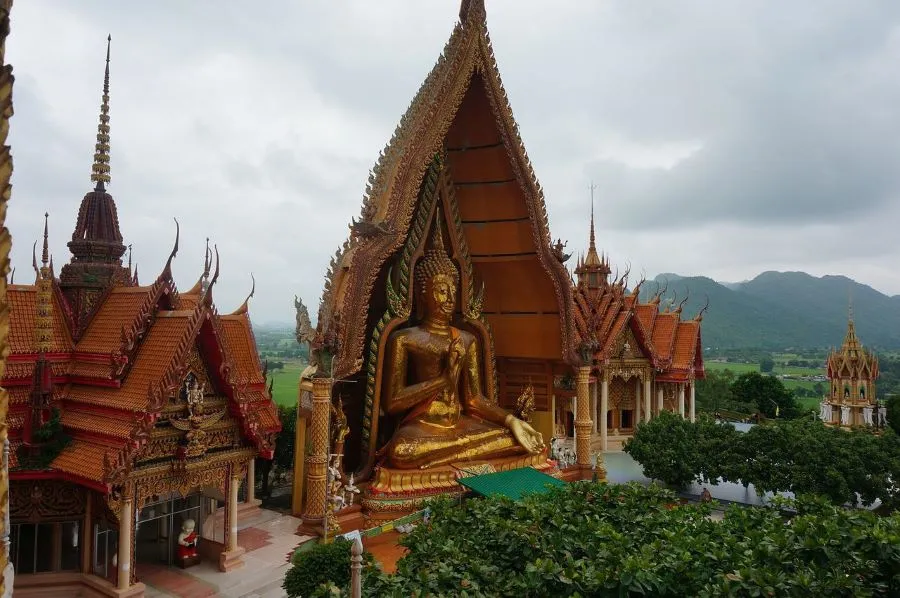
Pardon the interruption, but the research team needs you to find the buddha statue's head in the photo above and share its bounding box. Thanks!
[415,214,459,323]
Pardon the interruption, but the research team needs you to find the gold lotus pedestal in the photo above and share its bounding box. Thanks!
[361,452,558,524]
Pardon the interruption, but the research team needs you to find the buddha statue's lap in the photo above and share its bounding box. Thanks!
[379,217,544,471]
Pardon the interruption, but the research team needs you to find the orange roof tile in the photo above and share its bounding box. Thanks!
[68,312,192,410]
[633,303,657,333]
[8,285,72,354]
[219,313,264,385]
[62,409,134,440]
[179,293,201,310]
[671,321,700,370]
[651,313,679,362]
[77,286,153,353]
[70,359,114,379]
[51,440,112,483]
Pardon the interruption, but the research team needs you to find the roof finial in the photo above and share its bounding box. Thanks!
[41,212,49,267]
[127,243,132,272]
[848,285,854,323]
[589,182,597,252]
[91,35,112,191]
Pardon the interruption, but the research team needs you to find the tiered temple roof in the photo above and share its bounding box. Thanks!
[572,209,705,382]
[826,314,879,383]
[4,37,279,491]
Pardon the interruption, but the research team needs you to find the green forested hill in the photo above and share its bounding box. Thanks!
[638,272,900,350]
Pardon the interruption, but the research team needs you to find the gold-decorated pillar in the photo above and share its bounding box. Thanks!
[590,380,598,434]
[643,378,652,422]
[575,366,592,467]
[600,374,609,452]
[303,377,331,528]
[117,496,132,591]
[0,2,14,594]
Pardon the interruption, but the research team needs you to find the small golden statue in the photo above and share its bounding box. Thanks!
[380,216,544,469]
[515,383,536,423]
[171,378,225,458]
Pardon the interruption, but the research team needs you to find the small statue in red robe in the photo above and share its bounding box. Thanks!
[176,519,198,560]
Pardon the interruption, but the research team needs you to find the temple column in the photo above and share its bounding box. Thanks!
[117,496,132,591]
[678,384,685,418]
[689,383,696,423]
[303,378,331,531]
[657,387,664,414]
[575,367,593,467]
[246,458,256,504]
[643,378,652,422]
[219,469,246,571]
[600,374,609,452]
[590,380,598,434]
[634,378,641,425]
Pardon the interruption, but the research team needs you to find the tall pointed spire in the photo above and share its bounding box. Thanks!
[589,182,596,252]
[60,35,129,332]
[34,214,53,353]
[91,35,112,191]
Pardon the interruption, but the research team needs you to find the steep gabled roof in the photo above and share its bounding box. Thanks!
[317,0,577,377]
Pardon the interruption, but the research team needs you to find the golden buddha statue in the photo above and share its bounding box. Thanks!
[381,217,544,469]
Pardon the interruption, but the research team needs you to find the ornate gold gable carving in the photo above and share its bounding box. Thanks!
[316,2,577,382]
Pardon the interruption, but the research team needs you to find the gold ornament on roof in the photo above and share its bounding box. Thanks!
[171,378,226,458]
[91,36,112,190]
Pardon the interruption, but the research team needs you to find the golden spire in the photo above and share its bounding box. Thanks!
[91,35,112,191]
[583,182,602,268]
[35,213,53,352]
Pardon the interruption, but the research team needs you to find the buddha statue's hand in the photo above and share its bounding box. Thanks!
[444,337,466,388]
[505,414,545,454]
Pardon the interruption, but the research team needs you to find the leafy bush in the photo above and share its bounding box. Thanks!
[284,538,368,598]
[626,413,900,509]
[360,483,900,597]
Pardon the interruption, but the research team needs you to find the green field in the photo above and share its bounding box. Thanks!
[704,361,759,374]
[268,359,308,407]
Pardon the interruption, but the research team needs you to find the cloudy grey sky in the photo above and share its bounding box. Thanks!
[7,0,900,324]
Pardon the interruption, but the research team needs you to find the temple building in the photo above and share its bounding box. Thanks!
[4,38,279,597]
[295,0,705,531]
[822,309,881,428]
[569,206,706,450]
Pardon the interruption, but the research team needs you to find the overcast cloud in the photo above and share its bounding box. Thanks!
[6,0,900,324]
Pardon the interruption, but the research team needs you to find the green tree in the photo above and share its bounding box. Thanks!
[759,355,775,373]
[730,371,798,418]
[624,411,699,488]
[887,394,900,436]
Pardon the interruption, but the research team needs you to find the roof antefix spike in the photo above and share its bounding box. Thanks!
[31,240,38,281]
[695,295,710,321]
[9,267,14,285]
[91,35,112,192]
[162,218,179,279]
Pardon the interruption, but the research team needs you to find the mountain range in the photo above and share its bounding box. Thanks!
[639,272,900,350]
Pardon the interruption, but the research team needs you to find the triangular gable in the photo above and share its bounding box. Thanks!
[319,1,576,379]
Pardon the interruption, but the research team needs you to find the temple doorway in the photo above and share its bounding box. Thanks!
[135,491,225,567]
